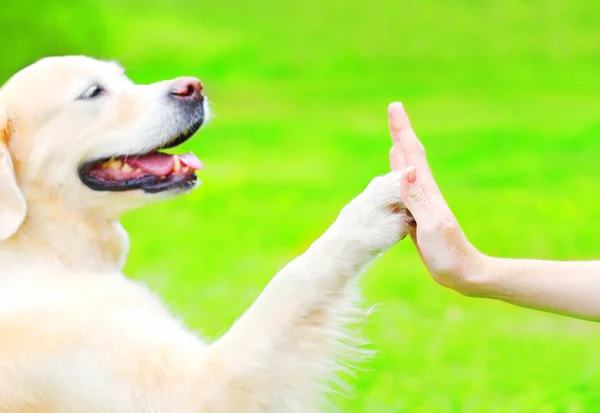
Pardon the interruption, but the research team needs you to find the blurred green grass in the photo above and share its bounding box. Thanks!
[3,0,600,411]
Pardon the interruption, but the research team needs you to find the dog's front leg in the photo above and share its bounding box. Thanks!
[196,172,411,413]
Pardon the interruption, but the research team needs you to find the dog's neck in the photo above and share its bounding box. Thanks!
[8,198,129,273]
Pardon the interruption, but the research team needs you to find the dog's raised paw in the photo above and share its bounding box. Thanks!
[364,171,406,213]
[337,172,412,251]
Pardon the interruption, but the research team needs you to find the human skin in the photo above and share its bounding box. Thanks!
[388,102,600,322]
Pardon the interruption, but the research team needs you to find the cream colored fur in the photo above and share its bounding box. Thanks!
[0,56,411,412]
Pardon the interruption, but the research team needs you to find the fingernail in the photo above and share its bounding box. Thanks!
[406,166,416,184]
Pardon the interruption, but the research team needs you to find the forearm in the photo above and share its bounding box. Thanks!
[201,173,409,412]
[473,256,600,321]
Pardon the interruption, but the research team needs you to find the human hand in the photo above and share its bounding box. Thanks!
[387,102,490,295]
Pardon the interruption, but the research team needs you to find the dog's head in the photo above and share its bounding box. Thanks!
[0,56,209,241]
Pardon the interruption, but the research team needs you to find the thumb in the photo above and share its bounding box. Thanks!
[400,166,438,224]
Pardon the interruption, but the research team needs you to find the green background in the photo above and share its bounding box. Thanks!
[3,0,600,411]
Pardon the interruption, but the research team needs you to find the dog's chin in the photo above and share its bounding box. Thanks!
[78,118,204,195]
[85,179,201,218]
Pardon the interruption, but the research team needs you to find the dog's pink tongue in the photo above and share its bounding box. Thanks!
[128,153,174,175]
[179,153,203,170]
[127,152,203,175]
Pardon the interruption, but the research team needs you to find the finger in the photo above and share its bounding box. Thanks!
[389,146,404,171]
[388,104,407,171]
[389,102,454,219]
[399,166,441,225]
[388,102,432,187]
[388,102,424,153]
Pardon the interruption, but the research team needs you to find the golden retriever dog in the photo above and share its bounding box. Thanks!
[0,56,411,413]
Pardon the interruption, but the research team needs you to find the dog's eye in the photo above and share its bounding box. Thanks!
[78,84,106,100]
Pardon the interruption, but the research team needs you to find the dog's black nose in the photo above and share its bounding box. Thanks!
[169,77,204,102]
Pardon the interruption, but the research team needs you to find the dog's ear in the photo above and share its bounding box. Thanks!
[0,107,26,241]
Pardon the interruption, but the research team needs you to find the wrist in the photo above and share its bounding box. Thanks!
[449,248,502,298]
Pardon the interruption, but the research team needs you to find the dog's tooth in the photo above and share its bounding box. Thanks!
[173,155,181,172]
[107,158,122,169]
[122,163,133,173]
[182,167,190,173]
[135,168,143,173]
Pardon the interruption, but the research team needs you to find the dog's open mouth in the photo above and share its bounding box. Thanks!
[79,124,204,194]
